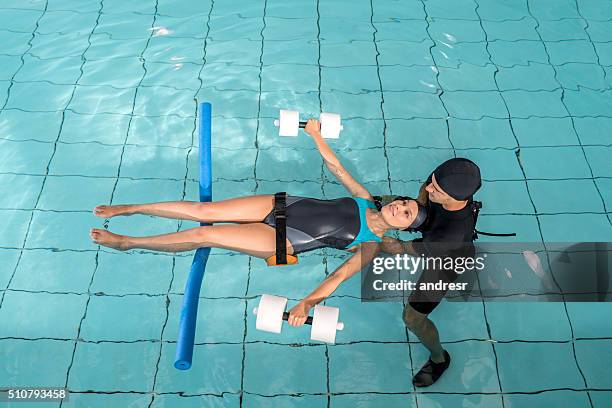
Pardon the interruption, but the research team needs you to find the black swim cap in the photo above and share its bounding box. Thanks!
[393,196,427,232]
[432,158,481,200]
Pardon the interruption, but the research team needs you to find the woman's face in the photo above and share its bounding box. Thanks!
[382,198,419,229]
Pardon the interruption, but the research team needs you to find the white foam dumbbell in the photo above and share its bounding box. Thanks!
[273,109,343,139]
[253,294,344,344]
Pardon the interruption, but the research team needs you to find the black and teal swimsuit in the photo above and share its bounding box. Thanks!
[262,196,382,255]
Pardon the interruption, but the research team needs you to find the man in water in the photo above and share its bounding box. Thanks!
[381,158,481,387]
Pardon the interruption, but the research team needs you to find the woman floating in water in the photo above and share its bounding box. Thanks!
[91,119,426,325]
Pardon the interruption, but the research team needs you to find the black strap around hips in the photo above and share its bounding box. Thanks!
[274,192,288,265]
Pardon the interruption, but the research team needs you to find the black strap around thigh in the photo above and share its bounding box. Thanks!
[274,192,287,265]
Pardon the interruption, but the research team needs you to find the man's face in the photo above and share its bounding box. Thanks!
[425,173,455,205]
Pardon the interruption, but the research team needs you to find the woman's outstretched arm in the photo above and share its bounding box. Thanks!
[303,119,372,200]
[286,242,380,326]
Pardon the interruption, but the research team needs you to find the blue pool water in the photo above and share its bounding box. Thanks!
[1,0,612,406]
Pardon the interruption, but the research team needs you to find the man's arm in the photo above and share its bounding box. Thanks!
[380,236,419,256]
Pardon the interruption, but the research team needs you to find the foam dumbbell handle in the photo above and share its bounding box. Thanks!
[282,312,344,331]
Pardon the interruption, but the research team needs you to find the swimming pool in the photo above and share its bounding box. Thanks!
[1,0,611,406]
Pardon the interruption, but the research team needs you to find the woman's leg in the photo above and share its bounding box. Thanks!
[93,195,274,223]
[90,223,292,259]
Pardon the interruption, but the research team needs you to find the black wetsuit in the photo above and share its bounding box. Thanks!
[408,200,476,315]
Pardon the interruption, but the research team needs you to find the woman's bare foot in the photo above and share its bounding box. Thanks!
[93,204,135,218]
[90,228,131,251]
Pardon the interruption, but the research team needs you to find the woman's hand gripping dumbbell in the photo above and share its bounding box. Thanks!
[253,294,344,344]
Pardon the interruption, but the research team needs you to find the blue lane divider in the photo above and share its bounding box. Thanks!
[174,102,212,370]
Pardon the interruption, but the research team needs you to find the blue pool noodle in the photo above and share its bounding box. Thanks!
[174,102,212,370]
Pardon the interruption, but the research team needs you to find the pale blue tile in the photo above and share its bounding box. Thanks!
[586,20,612,42]
[591,391,612,408]
[207,15,262,41]
[143,61,202,91]
[322,91,382,119]
[0,139,54,173]
[528,179,605,213]
[197,88,259,118]
[381,65,438,92]
[151,394,239,408]
[388,118,452,149]
[0,174,44,209]
[26,211,99,250]
[530,0,580,19]
[200,63,259,92]
[265,18,318,41]
[574,117,612,145]
[418,394,502,408]
[374,20,429,42]
[438,63,497,91]
[11,249,94,293]
[433,42,491,68]
[429,19,485,43]
[372,0,424,20]
[267,0,317,19]
[442,91,508,119]
[482,19,539,41]
[384,91,446,118]
[0,8,41,31]
[333,394,417,408]
[322,66,380,92]
[129,114,198,148]
[505,391,591,408]
[462,148,523,179]
[134,86,195,117]
[537,19,588,41]
[263,40,318,64]
[567,303,612,338]
[80,294,166,341]
[245,343,327,394]
[584,146,612,178]
[497,342,584,392]
[38,175,115,211]
[91,251,173,295]
[512,117,578,146]
[80,57,144,88]
[0,249,20,289]
[477,0,530,20]
[119,145,188,180]
[449,117,517,149]
[0,339,73,387]
[6,81,74,111]
[14,54,83,84]
[0,110,63,142]
[144,36,204,64]
[69,342,159,391]
[68,85,136,115]
[48,142,124,176]
[377,40,434,66]
[0,31,37,55]
[575,339,612,389]
[262,64,319,93]
[0,210,31,247]
[0,291,86,338]
[338,147,390,183]
[206,39,262,65]
[546,40,598,65]
[61,111,131,144]
[539,214,612,241]
[64,393,152,408]
[564,89,612,116]
[486,303,572,341]
[244,395,326,408]
[424,0,478,19]
[520,146,591,179]
[330,343,411,393]
[38,11,99,36]
[504,90,567,118]
[211,0,262,18]
[595,178,612,211]
[320,17,374,41]
[497,63,558,91]
[489,40,548,67]
[30,32,91,59]
[164,296,245,343]
[320,41,377,67]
